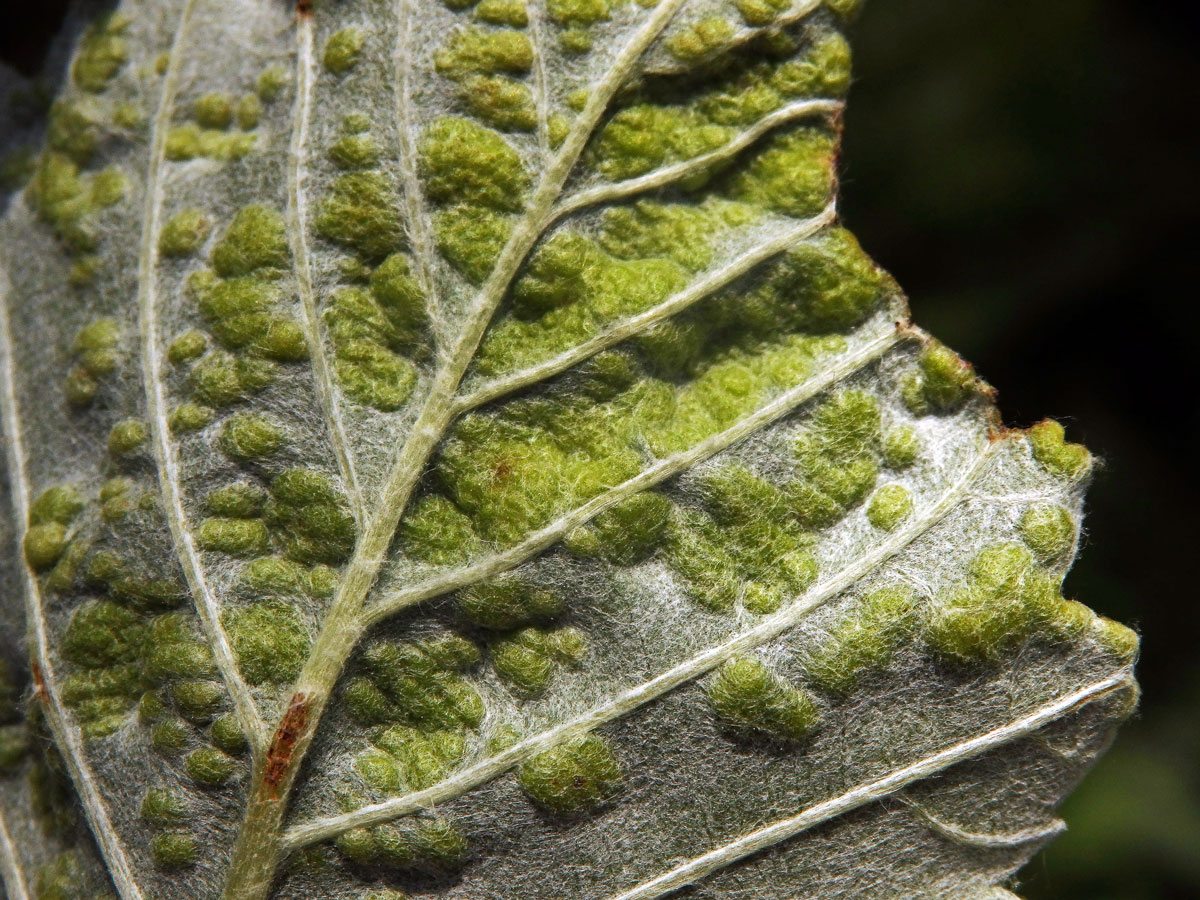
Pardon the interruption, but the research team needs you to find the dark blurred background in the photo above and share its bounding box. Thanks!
[3,1,1198,898]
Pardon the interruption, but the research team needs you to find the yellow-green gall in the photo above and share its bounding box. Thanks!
[150,832,198,869]
[190,352,277,407]
[328,134,381,169]
[565,492,671,565]
[237,556,307,595]
[24,524,70,571]
[925,543,1090,663]
[706,656,819,742]
[107,419,147,455]
[350,635,483,730]
[435,27,532,79]
[804,587,916,694]
[1020,504,1076,562]
[726,127,834,218]
[185,747,236,785]
[315,172,403,262]
[324,28,365,74]
[194,93,233,129]
[420,117,530,212]
[196,518,270,558]
[168,330,207,365]
[223,600,308,684]
[547,0,611,26]
[882,426,920,469]
[903,343,976,414]
[73,14,128,92]
[1028,420,1091,480]
[735,0,789,26]
[257,65,288,101]
[458,578,563,630]
[236,94,262,130]
[665,17,734,63]
[461,74,537,132]
[476,0,528,26]
[72,318,120,377]
[492,626,587,696]
[90,168,127,208]
[219,413,284,460]
[1093,617,1139,662]
[518,734,622,814]
[212,205,289,277]
[866,484,913,531]
[169,403,214,433]
[160,208,211,257]
[140,789,188,826]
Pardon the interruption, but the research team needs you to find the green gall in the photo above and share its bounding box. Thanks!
[316,172,403,262]
[458,577,563,630]
[435,28,532,79]
[237,556,307,596]
[882,426,920,469]
[194,93,234,129]
[141,788,188,826]
[172,680,225,722]
[236,94,262,130]
[73,14,128,92]
[1028,420,1091,480]
[223,600,309,684]
[477,0,529,26]
[150,832,198,869]
[30,485,84,526]
[168,330,207,364]
[190,352,277,407]
[219,413,284,460]
[212,205,289,277]
[210,714,248,755]
[566,492,671,565]
[324,28,365,74]
[706,655,820,742]
[206,482,267,518]
[257,65,288,101]
[1020,504,1076,562]
[518,734,622,814]
[665,17,734,63]
[160,208,211,257]
[107,419,147,455]
[492,626,587,696]
[420,117,530,212]
[726,128,834,218]
[150,719,190,755]
[903,343,976,414]
[328,134,381,170]
[266,468,356,564]
[804,587,916,694]
[184,747,236,785]
[196,518,271,558]
[351,635,483,730]
[169,403,214,433]
[866,484,912,531]
[1093,617,1139,662]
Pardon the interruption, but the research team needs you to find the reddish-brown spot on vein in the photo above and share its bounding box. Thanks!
[264,692,309,793]
[31,661,47,703]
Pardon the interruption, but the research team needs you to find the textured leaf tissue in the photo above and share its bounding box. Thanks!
[0,2,1138,900]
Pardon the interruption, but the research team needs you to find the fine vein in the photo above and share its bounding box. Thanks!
[453,201,839,416]
[286,417,995,846]
[0,266,146,900]
[527,0,552,161]
[289,12,365,524]
[135,0,267,756]
[901,798,1066,849]
[604,673,1132,900]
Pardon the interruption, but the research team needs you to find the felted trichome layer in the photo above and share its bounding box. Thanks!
[0,3,1137,900]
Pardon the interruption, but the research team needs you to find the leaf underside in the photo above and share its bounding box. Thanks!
[0,3,1137,900]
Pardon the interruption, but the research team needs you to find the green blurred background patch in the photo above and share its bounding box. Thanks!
[3,1,1198,898]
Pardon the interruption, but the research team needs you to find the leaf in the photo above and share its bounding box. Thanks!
[0,2,1137,900]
